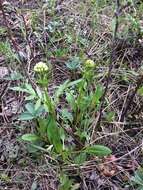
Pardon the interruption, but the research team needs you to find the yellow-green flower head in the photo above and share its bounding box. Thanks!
[34,62,49,73]
[85,59,95,68]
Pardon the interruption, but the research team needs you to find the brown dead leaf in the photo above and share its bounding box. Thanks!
[99,164,116,177]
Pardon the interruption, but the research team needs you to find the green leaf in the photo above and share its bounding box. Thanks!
[25,103,35,115]
[66,57,81,71]
[60,173,73,190]
[78,95,91,111]
[26,141,45,153]
[10,86,28,93]
[35,105,44,116]
[10,83,36,97]
[77,130,90,141]
[38,118,48,139]
[59,128,66,150]
[61,109,73,122]
[138,87,143,96]
[85,145,112,157]
[92,85,103,105]
[22,134,40,142]
[19,112,35,120]
[5,72,23,81]
[55,80,69,103]
[26,144,39,153]
[35,99,41,111]
[74,152,87,164]
[132,168,143,186]
[36,86,43,99]
[47,116,62,153]
[25,83,36,96]
[25,95,35,101]
[66,91,76,111]
[67,79,83,88]
[105,111,115,122]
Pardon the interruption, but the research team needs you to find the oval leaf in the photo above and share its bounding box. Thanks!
[47,116,62,153]
[85,145,112,157]
[22,134,40,142]
[19,112,35,120]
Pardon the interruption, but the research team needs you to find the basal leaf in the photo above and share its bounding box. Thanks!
[19,112,35,120]
[38,118,48,139]
[85,145,112,157]
[22,134,40,142]
[66,91,76,111]
[67,79,83,88]
[9,86,28,93]
[25,103,35,114]
[35,105,45,116]
[47,116,62,153]
[36,86,43,99]
[74,152,87,164]
[66,57,81,71]
[25,83,36,96]
[35,99,41,111]
[61,108,73,122]
[55,80,69,103]
[25,95,35,101]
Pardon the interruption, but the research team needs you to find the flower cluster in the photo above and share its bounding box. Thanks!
[84,59,95,68]
[34,62,49,73]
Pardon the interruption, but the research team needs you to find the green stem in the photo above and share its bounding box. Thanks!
[44,88,56,117]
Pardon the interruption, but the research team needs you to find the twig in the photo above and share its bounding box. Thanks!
[62,141,142,172]
[0,168,56,176]
[90,125,143,145]
[0,1,37,88]
[21,14,34,61]
[0,0,20,52]
[91,0,120,140]
[119,74,143,122]
[118,85,131,121]
[101,141,142,166]
[99,0,120,120]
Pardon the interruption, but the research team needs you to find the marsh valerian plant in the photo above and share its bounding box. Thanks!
[11,59,112,163]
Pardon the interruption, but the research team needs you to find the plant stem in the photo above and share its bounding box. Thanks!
[44,88,56,117]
